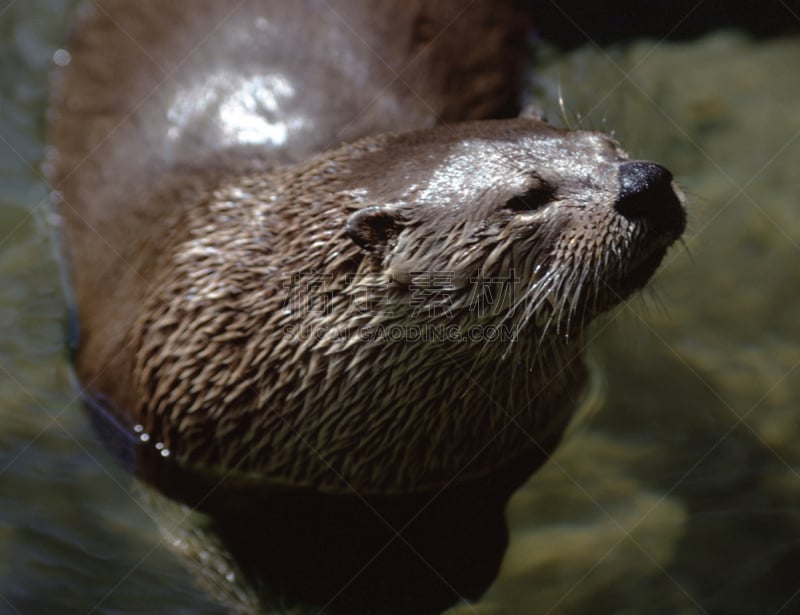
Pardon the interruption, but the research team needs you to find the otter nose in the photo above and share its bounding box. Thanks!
[615,161,674,218]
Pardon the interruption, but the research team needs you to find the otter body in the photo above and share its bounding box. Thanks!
[50,0,685,496]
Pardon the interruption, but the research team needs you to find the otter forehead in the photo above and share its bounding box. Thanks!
[420,129,625,207]
[341,120,628,215]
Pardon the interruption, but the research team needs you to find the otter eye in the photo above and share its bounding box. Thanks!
[504,186,555,213]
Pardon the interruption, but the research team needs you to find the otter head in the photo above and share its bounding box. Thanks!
[133,118,685,495]
[341,118,685,338]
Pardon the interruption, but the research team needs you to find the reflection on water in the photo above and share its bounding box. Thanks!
[2,2,799,614]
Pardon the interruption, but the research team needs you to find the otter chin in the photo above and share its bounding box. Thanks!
[125,118,685,495]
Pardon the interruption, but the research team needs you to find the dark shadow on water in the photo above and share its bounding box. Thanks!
[112,409,558,614]
[532,0,800,49]
[210,481,518,614]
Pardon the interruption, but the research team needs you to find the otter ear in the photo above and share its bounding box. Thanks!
[346,206,404,252]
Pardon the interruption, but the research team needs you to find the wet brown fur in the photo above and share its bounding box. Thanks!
[50,0,684,495]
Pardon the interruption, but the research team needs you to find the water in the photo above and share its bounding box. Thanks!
[1,3,799,614]
[481,31,800,614]
[0,1,225,613]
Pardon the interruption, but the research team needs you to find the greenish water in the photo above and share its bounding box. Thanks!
[2,3,799,614]
[1,2,225,613]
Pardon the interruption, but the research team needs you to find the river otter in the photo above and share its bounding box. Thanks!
[49,0,685,498]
